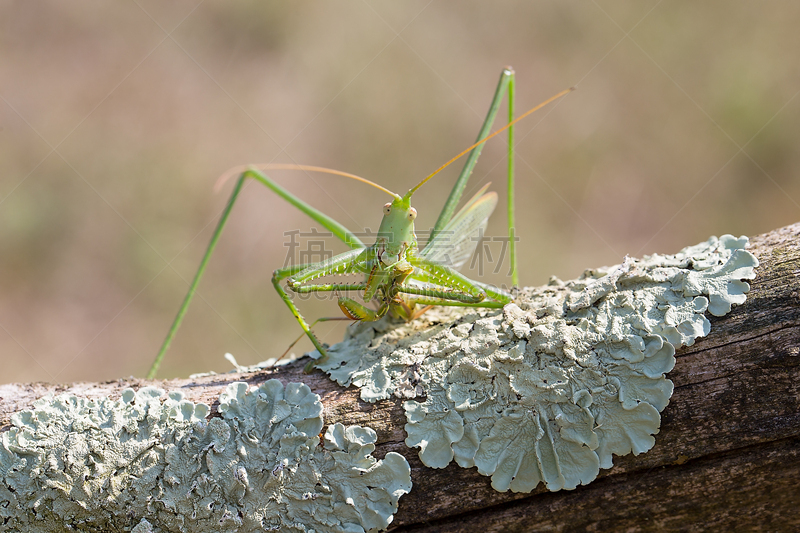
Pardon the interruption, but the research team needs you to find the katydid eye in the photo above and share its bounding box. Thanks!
[407,207,417,220]
[384,203,392,215]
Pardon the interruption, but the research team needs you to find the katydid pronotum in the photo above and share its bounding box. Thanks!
[147,68,572,378]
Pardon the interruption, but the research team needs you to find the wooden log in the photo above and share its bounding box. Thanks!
[1,222,799,532]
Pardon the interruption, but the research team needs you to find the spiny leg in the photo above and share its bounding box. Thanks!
[274,251,373,372]
[396,262,513,309]
[291,282,386,321]
[392,277,510,311]
[398,294,507,309]
[396,284,484,304]
[293,277,391,322]
[409,255,488,302]
[409,265,512,303]
[396,256,513,313]
[272,264,330,372]
[271,279,369,366]
[396,285,510,310]
[147,168,364,379]
[288,247,372,287]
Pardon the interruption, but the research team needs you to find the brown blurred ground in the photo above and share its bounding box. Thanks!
[0,1,798,383]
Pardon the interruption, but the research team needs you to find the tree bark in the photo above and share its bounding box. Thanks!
[2,223,799,532]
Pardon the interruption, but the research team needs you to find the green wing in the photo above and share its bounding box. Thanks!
[420,183,497,270]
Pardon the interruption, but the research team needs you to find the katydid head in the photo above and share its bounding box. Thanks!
[376,195,417,265]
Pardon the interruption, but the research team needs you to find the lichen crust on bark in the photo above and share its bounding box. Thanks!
[0,380,411,532]
[315,235,758,492]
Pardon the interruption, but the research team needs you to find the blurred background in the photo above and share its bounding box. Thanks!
[1,1,798,383]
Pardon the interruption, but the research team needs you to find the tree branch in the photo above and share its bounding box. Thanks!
[2,223,799,531]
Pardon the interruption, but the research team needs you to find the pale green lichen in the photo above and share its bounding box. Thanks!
[0,380,411,532]
[315,235,758,492]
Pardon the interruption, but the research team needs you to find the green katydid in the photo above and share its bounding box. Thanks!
[147,68,572,378]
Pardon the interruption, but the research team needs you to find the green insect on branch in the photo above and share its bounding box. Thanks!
[147,69,573,379]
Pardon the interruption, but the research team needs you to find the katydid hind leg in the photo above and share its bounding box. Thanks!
[430,67,518,286]
[147,173,247,379]
[244,169,365,249]
[506,72,518,286]
[431,69,512,232]
[147,168,364,379]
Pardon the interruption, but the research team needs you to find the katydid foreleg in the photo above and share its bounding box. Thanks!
[273,247,376,371]
[271,262,330,368]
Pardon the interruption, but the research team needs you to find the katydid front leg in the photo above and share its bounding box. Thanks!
[271,262,329,371]
[337,257,413,321]
[274,247,370,371]
[276,245,417,371]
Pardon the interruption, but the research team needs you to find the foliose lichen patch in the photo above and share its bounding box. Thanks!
[316,235,758,492]
[0,380,411,532]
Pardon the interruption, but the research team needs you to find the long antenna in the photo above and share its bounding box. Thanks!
[215,163,400,199]
[406,86,575,197]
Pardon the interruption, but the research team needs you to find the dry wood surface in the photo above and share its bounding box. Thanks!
[2,223,799,532]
